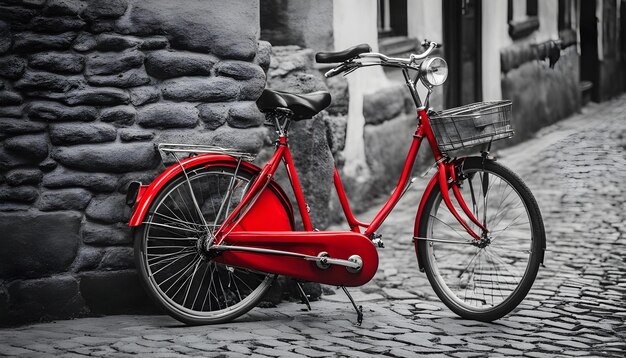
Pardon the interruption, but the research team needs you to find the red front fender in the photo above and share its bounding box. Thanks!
[128,154,294,228]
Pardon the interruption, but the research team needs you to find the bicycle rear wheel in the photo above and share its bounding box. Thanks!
[416,157,545,321]
[135,165,289,325]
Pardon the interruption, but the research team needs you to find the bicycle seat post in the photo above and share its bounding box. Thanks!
[269,108,294,139]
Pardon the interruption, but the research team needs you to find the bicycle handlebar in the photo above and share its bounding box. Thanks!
[324,41,440,78]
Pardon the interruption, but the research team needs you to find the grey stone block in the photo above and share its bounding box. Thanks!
[254,40,272,73]
[44,0,86,16]
[145,50,217,79]
[0,211,81,278]
[28,101,97,122]
[99,247,134,270]
[161,77,239,102]
[86,50,144,76]
[0,90,22,105]
[95,33,141,51]
[82,0,129,19]
[0,118,46,135]
[70,246,104,272]
[120,0,258,60]
[72,31,96,52]
[28,52,85,74]
[4,133,49,160]
[5,169,43,186]
[239,76,268,101]
[0,5,37,24]
[137,102,199,129]
[82,221,131,246]
[129,86,159,106]
[0,105,23,118]
[362,84,408,125]
[99,105,136,126]
[42,169,117,192]
[227,101,264,129]
[79,270,155,314]
[38,158,57,172]
[5,276,84,323]
[37,188,92,211]
[0,21,11,54]
[0,55,26,79]
[119,128,154,142]
[282,116,334,229]
[85,193,129,223]
[139,36,169,50]
[52,142,159,173]
[63,87,130,105]
[89,19,116,33]
[0,185,39,203]
[197,102,229,130]
[216,60,265,81]
[14,71,84,92]
[50,123,117,145]
[326,75,349,115]
[363,114,419,197]
[86,67,150,88]
[325,115,347,154]
[28,16,86,34]
[12,31,76,52]
[1,0,46,8]
[0,148,32,170]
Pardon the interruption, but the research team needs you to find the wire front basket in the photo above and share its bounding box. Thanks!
[429,100,514,152]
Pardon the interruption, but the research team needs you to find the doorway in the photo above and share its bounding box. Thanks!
[443,0,482,108]
[579,0,599,102]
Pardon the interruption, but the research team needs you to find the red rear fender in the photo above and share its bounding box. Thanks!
[128,154,294,228]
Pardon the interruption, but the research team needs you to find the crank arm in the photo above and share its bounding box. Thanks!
[211,245,363,271]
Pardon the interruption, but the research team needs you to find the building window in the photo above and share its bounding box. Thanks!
[508,0,540,39]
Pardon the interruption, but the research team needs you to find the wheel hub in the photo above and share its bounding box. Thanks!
[197,234,220,260]
[473,235,492,249]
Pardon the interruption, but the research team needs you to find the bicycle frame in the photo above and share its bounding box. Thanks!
[212,107,487,246]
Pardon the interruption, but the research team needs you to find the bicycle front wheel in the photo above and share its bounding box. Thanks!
[135,165,284,325]
[416,157,545,321]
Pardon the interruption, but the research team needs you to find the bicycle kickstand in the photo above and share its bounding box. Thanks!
[341,286,363,325]
[296,282,312,311]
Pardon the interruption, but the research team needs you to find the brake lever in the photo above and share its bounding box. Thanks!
[325,62,360,78]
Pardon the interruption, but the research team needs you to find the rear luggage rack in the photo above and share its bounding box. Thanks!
[157,143,256,163]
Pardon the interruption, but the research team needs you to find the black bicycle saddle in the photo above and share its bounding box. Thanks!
[256,89,331,120]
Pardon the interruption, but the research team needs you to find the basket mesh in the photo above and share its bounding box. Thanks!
[429,100,514,152]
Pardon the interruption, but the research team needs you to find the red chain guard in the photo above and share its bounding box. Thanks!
[214,231,379,287]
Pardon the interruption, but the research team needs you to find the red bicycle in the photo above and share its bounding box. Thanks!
[127,41,546,325]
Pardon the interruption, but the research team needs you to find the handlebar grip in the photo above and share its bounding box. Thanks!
[421,39,442,49]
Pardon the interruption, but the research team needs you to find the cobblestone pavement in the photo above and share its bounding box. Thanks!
[2,98,626,357]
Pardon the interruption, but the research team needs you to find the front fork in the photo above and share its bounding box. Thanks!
[436,159,489,241]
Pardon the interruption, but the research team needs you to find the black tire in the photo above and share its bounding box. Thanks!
[135,165,277,325]
[417,157,545,322]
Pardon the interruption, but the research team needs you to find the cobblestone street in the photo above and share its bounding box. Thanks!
[1,98,626,357]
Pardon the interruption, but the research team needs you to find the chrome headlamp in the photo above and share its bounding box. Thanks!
[420,57,448,86]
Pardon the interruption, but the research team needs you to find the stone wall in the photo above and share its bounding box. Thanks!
[501,42,581,144]
[0,0,269,324]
